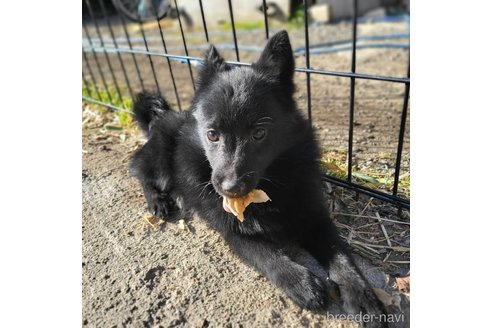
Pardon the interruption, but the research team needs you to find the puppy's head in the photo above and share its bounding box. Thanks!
[193,31,300,198]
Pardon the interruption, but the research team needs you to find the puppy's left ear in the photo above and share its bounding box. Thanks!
[253,30,294,84]
[198,45,230,86]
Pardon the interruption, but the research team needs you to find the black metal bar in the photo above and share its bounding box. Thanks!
[98,0,134,101]
[137,15,162,96]
[347,78,355,182]
[262,0,269,39]
[323,175,410,209]
[173,0,196,91]
[151,1,182,111]
[227,0,240,61]
[392,66,410,195]
[350,5,358,73]
[303,0,312,125]
[294,67,409,83]
[82,50,102,100]
[84,0,124,105]
[198,0,209,42]
[82,22,113,103]
[82,46,410,83]
[119,14,145,92]
[347,0,358,182]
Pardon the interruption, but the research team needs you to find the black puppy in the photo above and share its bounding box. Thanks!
[130,31,387,326]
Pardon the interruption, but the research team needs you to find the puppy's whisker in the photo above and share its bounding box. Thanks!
[207,188,217,198]
[198,181,213,199]
[191,180,211,192]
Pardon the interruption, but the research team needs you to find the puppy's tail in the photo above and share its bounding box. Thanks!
[133,92,172,136]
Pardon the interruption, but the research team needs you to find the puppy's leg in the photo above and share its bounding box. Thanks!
[224,233,332,311]
[130,92,186,219]
[130,141,180,220]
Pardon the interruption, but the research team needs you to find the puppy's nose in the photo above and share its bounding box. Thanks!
[221,179,246,196]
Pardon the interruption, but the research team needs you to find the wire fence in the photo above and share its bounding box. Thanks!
[82,0,410,210]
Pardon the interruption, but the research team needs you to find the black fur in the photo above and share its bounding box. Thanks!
[130,31,387,327]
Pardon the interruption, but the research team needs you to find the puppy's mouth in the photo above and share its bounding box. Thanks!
[222,197,233,213]
[221,187,271,217]
[219,186,256,213]
[216,187,255,199]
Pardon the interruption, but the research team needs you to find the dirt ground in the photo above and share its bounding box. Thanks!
[82,122,409,328]
[83,16,410,327]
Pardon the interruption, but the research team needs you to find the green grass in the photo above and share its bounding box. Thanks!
[83,82,134,128]
[116,109,134,127]
[320,148,410,198]
[287,3,306,29]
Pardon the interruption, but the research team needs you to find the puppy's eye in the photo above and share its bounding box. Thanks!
[207,130,219,142]
[252,128,266,140]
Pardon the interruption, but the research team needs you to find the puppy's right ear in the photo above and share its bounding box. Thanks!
[253,31,294,84]
[198,45,230,85]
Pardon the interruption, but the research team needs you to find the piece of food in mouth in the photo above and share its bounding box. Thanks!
[222,189,271,222]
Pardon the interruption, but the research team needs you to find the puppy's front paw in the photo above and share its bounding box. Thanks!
[279,265,329,311]
[147,192,180,220]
